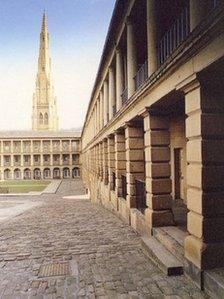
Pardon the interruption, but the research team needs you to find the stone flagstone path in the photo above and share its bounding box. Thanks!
[0,179,209,298]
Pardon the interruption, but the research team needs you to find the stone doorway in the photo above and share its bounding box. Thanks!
[170,117,188,230]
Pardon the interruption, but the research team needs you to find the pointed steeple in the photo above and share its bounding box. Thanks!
[41,11,47,33]
[32,13,59,131]
[38,12,51,76]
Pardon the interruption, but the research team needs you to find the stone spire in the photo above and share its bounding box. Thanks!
[32,13,59,131]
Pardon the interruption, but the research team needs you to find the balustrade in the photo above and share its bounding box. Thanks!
[158,5,190,66]
[134,60,148,90]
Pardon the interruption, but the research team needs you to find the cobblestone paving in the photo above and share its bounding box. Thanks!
[0,180,209,299]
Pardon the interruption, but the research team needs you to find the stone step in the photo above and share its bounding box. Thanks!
[153,226,188,262]
[141,236,183,276]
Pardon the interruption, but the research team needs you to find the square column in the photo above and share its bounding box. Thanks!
[107,135,115,190]
[102,139,108,185]
[114,130,126,197]
[116,48,124,111]
[144,111,174,228]
[184,79,224,271]
[109,66,116,120]
[94,106,96,136]
[96,99,100,133]
[103,80,109,125]
[147,0,157,76]
[99,142,103,180]
[125,124,145,209]
[126,17,137,98]
[100,90,104,130]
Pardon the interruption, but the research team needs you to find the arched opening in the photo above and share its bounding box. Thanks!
[24,168,31,180]
[63,167,70,179]
[34,168,41,180]
[43,168,51,179]
[72,167,80,178]
[4,169,11,180]
[44,113,49,125]
[53,168,60,179]
[14,168,21,180]
[39,113,44,125]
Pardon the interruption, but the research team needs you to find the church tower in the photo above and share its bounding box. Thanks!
[32,13,59,131]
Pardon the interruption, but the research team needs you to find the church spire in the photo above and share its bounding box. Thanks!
[38,12,51,76]
[32,13,59,131]
[41,11,47,32]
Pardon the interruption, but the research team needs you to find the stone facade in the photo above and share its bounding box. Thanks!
[0,131,81,180]
[81,0,224,287]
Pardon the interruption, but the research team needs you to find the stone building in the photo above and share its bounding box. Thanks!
[81,0,224,290]
[0,13,82,180]
[0,131,81,180]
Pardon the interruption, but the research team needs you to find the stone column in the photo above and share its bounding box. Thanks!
[115,129,126,197]
[184,79,224,272]
[143,111,174,228]
[97,98,100,133]
[107,135,115,190]
[147,0,157,76]
[125,124,145,209]
[190,0,208,31]
[99,142,103,180]
[100,90,104,129]
[116,48,124,111]
[93,107,95,136]
[126,17,137,99]
[102,138,108,185]
[96,144,100,177]
[109,66,116,120]
[103,80,109,126]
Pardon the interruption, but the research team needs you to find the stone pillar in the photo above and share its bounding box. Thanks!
[99,142,103,180]
[109,66,116,120]
[125,124,145,209]
[126,17,137,99]
[190,0,208,31]
[115,129,126,197]
[147,0,157,76]
[103,80,109,125]
[100,90,104,129]
[97,98,100,133]
[96,144,100,177]
[116,48,124,111]
[184,79,224,271]
[102,138,108,184]
[143,111,174,228]
[93,106,96,135]
[107,135,115,190]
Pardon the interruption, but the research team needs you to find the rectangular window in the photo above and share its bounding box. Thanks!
[44,155,49,162]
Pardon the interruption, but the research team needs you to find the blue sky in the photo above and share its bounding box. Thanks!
[0,0,115,130]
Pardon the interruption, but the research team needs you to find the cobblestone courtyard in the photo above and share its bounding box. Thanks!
[0,180,208,298]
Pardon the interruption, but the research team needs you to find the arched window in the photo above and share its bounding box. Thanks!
[39,113,44,125]
[44,113,48,125]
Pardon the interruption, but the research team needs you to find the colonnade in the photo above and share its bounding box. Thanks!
[89,0,215,139]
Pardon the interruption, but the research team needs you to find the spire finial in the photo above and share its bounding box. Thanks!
[41,10,48,32]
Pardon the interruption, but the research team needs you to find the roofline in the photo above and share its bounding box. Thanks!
[81,0,129,138]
